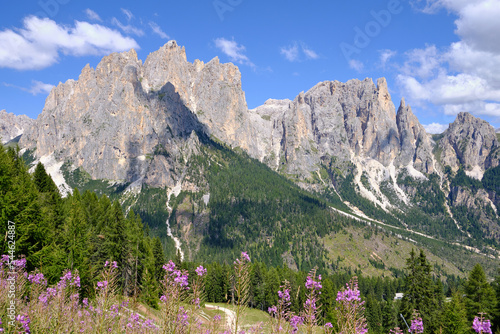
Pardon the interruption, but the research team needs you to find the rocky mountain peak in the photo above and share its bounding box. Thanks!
[0,109,35,144]
[19,41,259,188]
[438,112,499,177]
[376,78,393,117]
[395,98,434,173]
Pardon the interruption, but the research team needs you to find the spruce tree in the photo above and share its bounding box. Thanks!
[401,249,441,333]
[152,237,165,282]
[381,298,398,332]
[463,263,497,321]
[442,291,470,334]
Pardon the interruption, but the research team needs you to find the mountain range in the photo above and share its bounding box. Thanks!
[3,41,500,277]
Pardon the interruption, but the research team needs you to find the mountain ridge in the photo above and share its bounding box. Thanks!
[4,41,500,273]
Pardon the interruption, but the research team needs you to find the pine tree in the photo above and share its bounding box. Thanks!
[401,249,441,333]
[0,146,43,271]
[463,263,497,321]
[365,293,383,333]
[152,237,165,282]
[442,290,470,334]
[381,298,398,332]
[493,268,500,333]
[33,162,59,194]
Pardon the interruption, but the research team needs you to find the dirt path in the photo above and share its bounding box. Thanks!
[205,304,236,332]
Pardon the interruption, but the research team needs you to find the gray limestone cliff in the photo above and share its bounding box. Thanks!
[16,41,500,219]
[437,112,500,178]
[250,78,435,178]
[0,109,35,144]
[20,41,254,188]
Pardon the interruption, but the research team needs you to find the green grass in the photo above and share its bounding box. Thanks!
[206,302,271,331]
[322,226,464,278]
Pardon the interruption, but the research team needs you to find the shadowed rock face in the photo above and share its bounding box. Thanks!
[20,41,254,187]
[0,109,35,144]
[395,98,435,174]
[18,41,500,192]
[438,112,500,174]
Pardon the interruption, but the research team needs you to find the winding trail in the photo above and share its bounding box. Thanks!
[166,183,184,262]
[205,304,236,332]
[330,205,498,259]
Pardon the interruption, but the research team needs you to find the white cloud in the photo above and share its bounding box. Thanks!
[0,16,139,70]
[3,80,54,95]
[149,22,169,39]
[214,38,255,68]
[349,59,364,72]
[424,122,449,134]
[280,42,319,62]
[111,17,144,36]
[281,44,299,62]
[121,8,134,22]
[85,9,102,22]
[303,47,319,60]
[397,0,500,120]
[379,49,397,68]
[455,0,500,53]
[29,80,54,95]
[443,101,500,117]
[400,45,442,79]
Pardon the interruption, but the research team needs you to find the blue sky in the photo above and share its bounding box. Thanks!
[1,0,500,133]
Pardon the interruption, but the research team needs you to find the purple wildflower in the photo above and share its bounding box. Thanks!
[305,274,322,290]
[278,289,291,302]
[71,275,81,288]
[409,310,424,334]
[473,315,492,334]
[28,273,47,285]
[163,260,176,272]
[195,265,207,277]
[16,314,30,333]
[290,315,304,333]
[14,258,26,269]
[268,305,278,315]
[97,280,108,290]
[177,307,189,326]
[325,322,333,328]
[241,252,251,262]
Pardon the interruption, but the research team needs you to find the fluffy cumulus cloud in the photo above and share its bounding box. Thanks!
[214,38,255,68]
[423,122,449,134]
[0,16,139,70]
[399,0,500,119]
[280,42,319,62]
